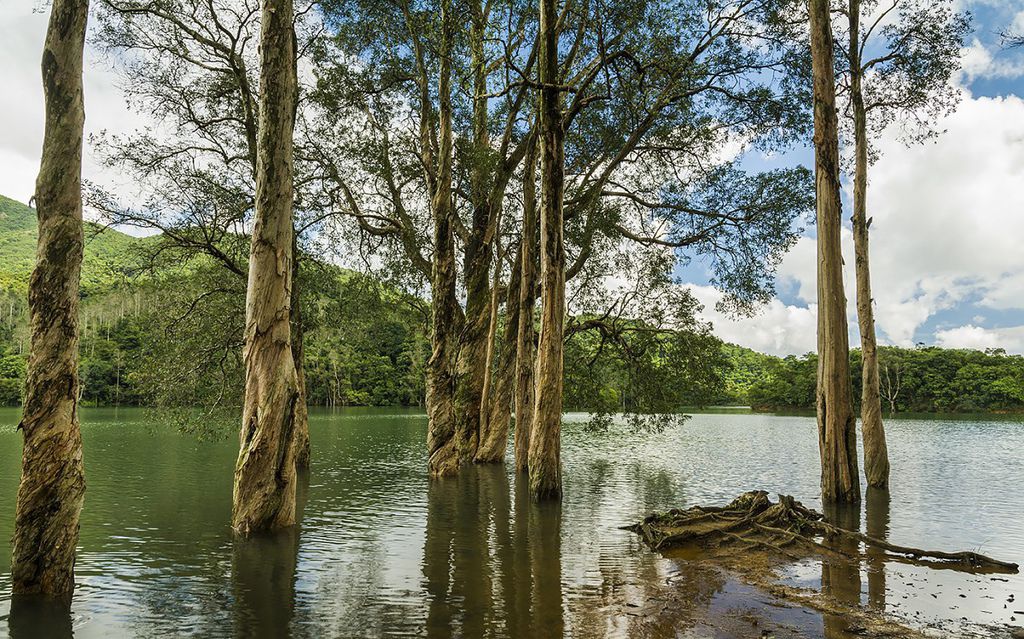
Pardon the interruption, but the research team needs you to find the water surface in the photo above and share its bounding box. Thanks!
[0,408,1021,638]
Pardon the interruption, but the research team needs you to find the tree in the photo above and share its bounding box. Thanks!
[231,0,301,534]
[425,0,464,475]
[810,0,859,503]
[313,0,813,478]
[840,0,969,490]
[513,145,539,473]
[11,0,90,596]
[91,0,321,468]
[528,0,566,499]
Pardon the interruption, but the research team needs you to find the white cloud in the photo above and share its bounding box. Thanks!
[0,2,146,204]
[958,38,1024,83]
[1013,9,1024,35]
[687,285,818,357]
[935,324,1024,352]
[757,91,1024,350]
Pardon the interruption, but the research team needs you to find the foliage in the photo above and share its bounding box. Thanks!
[740,345,1024,414]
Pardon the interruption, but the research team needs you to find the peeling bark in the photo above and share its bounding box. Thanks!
[12,0,89,598]
[231,0,301,534]
[426,0,460,477]
[529,0,565,500]
[849,0,889,490]
[476,245,522,463]
[810,0,860,503]
[451,0,495,466]
[291,236,310,471]
[476,232,504,455]
[514,145,539,474]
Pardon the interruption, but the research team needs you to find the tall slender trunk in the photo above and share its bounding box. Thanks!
[476,244,522,463]
[452,0,493,464]
[11,0,89,596]
[529,0,565,499]
[849,0,889,490]
[291,237,310,470]
[514,145,539,474]
[426,0,460,476]
[478,232,504,442]
[231,0,301,534]
[810,0,860,503]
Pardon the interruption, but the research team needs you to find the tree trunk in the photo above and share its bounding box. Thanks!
[810,0,860,504]
[529,0,565,500]
[514,145,539,474]
[477,233,504,451]
[11,0,89,597]
[291,237,310,470]
[451,0,494,466]
[426,0,461,476]
[231,0,301,534]
[849,0,889,490]
[476,246,522,463]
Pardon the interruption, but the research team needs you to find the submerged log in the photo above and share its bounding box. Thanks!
[628,491,1018,573]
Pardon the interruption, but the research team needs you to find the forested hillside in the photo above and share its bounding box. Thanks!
[3,193,1023,415]
[0,194,429,408]
[0,195,722,415]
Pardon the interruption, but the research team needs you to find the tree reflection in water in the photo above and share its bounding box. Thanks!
[423,465,563,637]
[231,474,307,638]
[7,594,74,639]
[864,489,891,612]
[822,502,865,638]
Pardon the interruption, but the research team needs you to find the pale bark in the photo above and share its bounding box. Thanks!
[849,0,889,490]
[12,0,89,597]
[478,233,504,445]
[451,0,494,465]
[426,0,461,476]
[291,237,310,470]
[529,0,565,499]
[476,245,522,463]
[231,0,301,534]
[810,0,860,503]
[514,145,539,474]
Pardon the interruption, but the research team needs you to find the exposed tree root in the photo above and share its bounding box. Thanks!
[628,491,1019,573]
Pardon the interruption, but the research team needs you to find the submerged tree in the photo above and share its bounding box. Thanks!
[313,0,812,482]
[11,0,90,596]
[425,0,463,475]
[839,0,969,489]
[513,145,539,474]
[528,0,566,499]
[810,0,859,503]
[231,0,301,534]
[90,0,322,467]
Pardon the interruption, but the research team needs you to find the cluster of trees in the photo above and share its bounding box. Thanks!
[8,0,976,605]
[745,346,1024,414]
[807,0,967,500]
[4,195,727,413]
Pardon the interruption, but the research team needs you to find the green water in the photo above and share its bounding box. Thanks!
[0,408,1021,638]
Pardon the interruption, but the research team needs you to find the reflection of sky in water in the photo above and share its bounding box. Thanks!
[0,407,1020,638]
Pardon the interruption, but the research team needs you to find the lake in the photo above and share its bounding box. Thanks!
[0,408,1021,638]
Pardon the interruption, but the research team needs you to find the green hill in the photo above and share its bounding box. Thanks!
[0,194,148,295]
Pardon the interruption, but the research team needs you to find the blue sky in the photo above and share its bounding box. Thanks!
[678,0,1024,355]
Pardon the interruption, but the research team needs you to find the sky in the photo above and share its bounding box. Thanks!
[683,0,1024,356]
[1,0,1023,357]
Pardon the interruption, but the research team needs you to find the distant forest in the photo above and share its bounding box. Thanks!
[2,194,1023,416]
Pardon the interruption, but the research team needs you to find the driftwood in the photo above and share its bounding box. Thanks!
[628,491,1019,574]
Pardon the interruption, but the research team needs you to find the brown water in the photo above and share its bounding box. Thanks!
[0,407,1021,638]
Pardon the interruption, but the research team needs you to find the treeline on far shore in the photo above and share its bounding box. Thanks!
[727,344,1024,414]
[4,282,1024,416]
